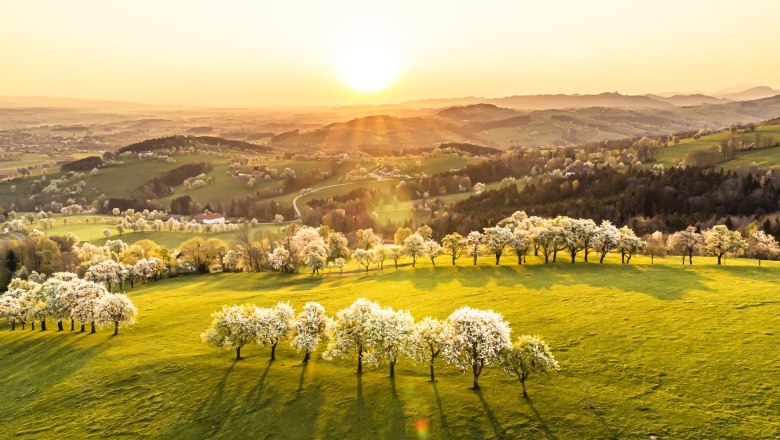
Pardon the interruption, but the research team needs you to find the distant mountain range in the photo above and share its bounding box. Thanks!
[272,94,780,152]
[401,85,780,110]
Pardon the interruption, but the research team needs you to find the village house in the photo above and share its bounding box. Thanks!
[192,212,225,225]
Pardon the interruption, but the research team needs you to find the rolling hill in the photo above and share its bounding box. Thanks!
[270,95,780,152]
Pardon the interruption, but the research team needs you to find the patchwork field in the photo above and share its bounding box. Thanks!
[1,255,778,439]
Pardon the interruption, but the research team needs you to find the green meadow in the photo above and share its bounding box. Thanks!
[654,125,780,170]
[1,254,778,439]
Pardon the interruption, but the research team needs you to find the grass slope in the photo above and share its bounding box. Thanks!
[654,125,780,169]
[1,255,779,438]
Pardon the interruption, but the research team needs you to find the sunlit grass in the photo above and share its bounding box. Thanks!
[1,254,778,438]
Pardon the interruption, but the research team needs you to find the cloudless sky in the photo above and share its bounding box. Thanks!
[1,0,778,106]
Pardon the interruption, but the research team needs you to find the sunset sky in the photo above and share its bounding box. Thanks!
[1,0,779,107]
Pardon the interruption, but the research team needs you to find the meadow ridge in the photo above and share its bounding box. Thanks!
[1,254,778,439]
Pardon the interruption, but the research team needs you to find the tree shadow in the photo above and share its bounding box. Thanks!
[350,373,373,439]
[0,333,110,432]
[296,362,309,393]
[502,264,714,300]
[431,380,453,440]
[388,377,407,439]
[475,389,506,439]
[165,359,240,437]
[525,396,558,440]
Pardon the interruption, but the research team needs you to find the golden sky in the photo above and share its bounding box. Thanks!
[1,0,779,107]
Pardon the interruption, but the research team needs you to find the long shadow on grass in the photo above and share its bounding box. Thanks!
[278,362,324,439]
[525,397,558,440]
[0,330,109,426]
[512,264,714,300]
[183,360,238,436]
[471,264,712,300]
[432,381,454,440]
[476,389,507,439]
[377,263,713,300]
[388,378,407,439]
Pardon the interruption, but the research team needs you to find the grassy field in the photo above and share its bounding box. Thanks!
[1,254,778,438]
[21,214,283,249]
[653,125,780,169]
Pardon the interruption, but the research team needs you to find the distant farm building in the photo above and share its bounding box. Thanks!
[193,212,225,224]
[564,163,595,177]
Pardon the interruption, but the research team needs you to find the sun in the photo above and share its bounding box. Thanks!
[336,42,399,94]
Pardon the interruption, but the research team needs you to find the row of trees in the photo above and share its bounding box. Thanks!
[0,272,138,335]
[267,212,778,277]
[202,299,558,396]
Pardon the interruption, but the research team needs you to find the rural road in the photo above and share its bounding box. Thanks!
[291,171,408,218]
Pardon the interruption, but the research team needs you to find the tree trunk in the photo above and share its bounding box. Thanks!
[473,252,478,265]
[70,320,75,331]
[114,321,119,336]
[553,249,557,262]
[571,251,576,263]
[271,342,278,360]
[31,322,35,331]
[40,320,46,331]
[303,350,310,363]
[90,321,96,334]
[626,255,632,264]
[429,361,435,382]
[394,260,398,270]
[517,254,522,265]
[717,255,722,265]
[452,255,456,265]
[21,322,25,330]
[681,255,685,265]
[472,361,481,389]
[431,258,436,268]
[689,254,693,265]
[759,259,762,266]
[235,346,241,360]
[621,252,625,264]
[651,255,654,264]
[80,323,85,332]
[357,345,363,374]
[412,256,416,268]
[495,254,500,265]
[584,248,589,262]
[390,360,396,378]
[521,378,528,398]
[544,253,550,264]
[10,321,15,331]
[600,251,606,264]
[58,320,63,331]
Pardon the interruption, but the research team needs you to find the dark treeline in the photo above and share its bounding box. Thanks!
[433,166,779,236]
[401,153,543,200]
[117,135,274,154]
[133,162,212,200]
[105,162,213,213]
[60,156,103,172]
[303,188,387,232]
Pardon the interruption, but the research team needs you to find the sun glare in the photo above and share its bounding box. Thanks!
[336,42,399,94]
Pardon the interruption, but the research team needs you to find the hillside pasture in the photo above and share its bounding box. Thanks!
[653,125,780,169]
[1,255,778,438]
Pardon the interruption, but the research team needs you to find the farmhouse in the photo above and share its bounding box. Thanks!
[564,163,595,177]
[192,212,225,224]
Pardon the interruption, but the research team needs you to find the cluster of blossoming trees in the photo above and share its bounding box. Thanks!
[0,272,138,335]
[270,211,779,276]
[202,299,559,396]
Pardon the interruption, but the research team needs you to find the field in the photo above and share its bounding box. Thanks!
[653,125,780,170]
[18,214,282,249]
[1,255,778,439]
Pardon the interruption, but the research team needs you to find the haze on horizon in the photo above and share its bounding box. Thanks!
[1,0,779,107]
